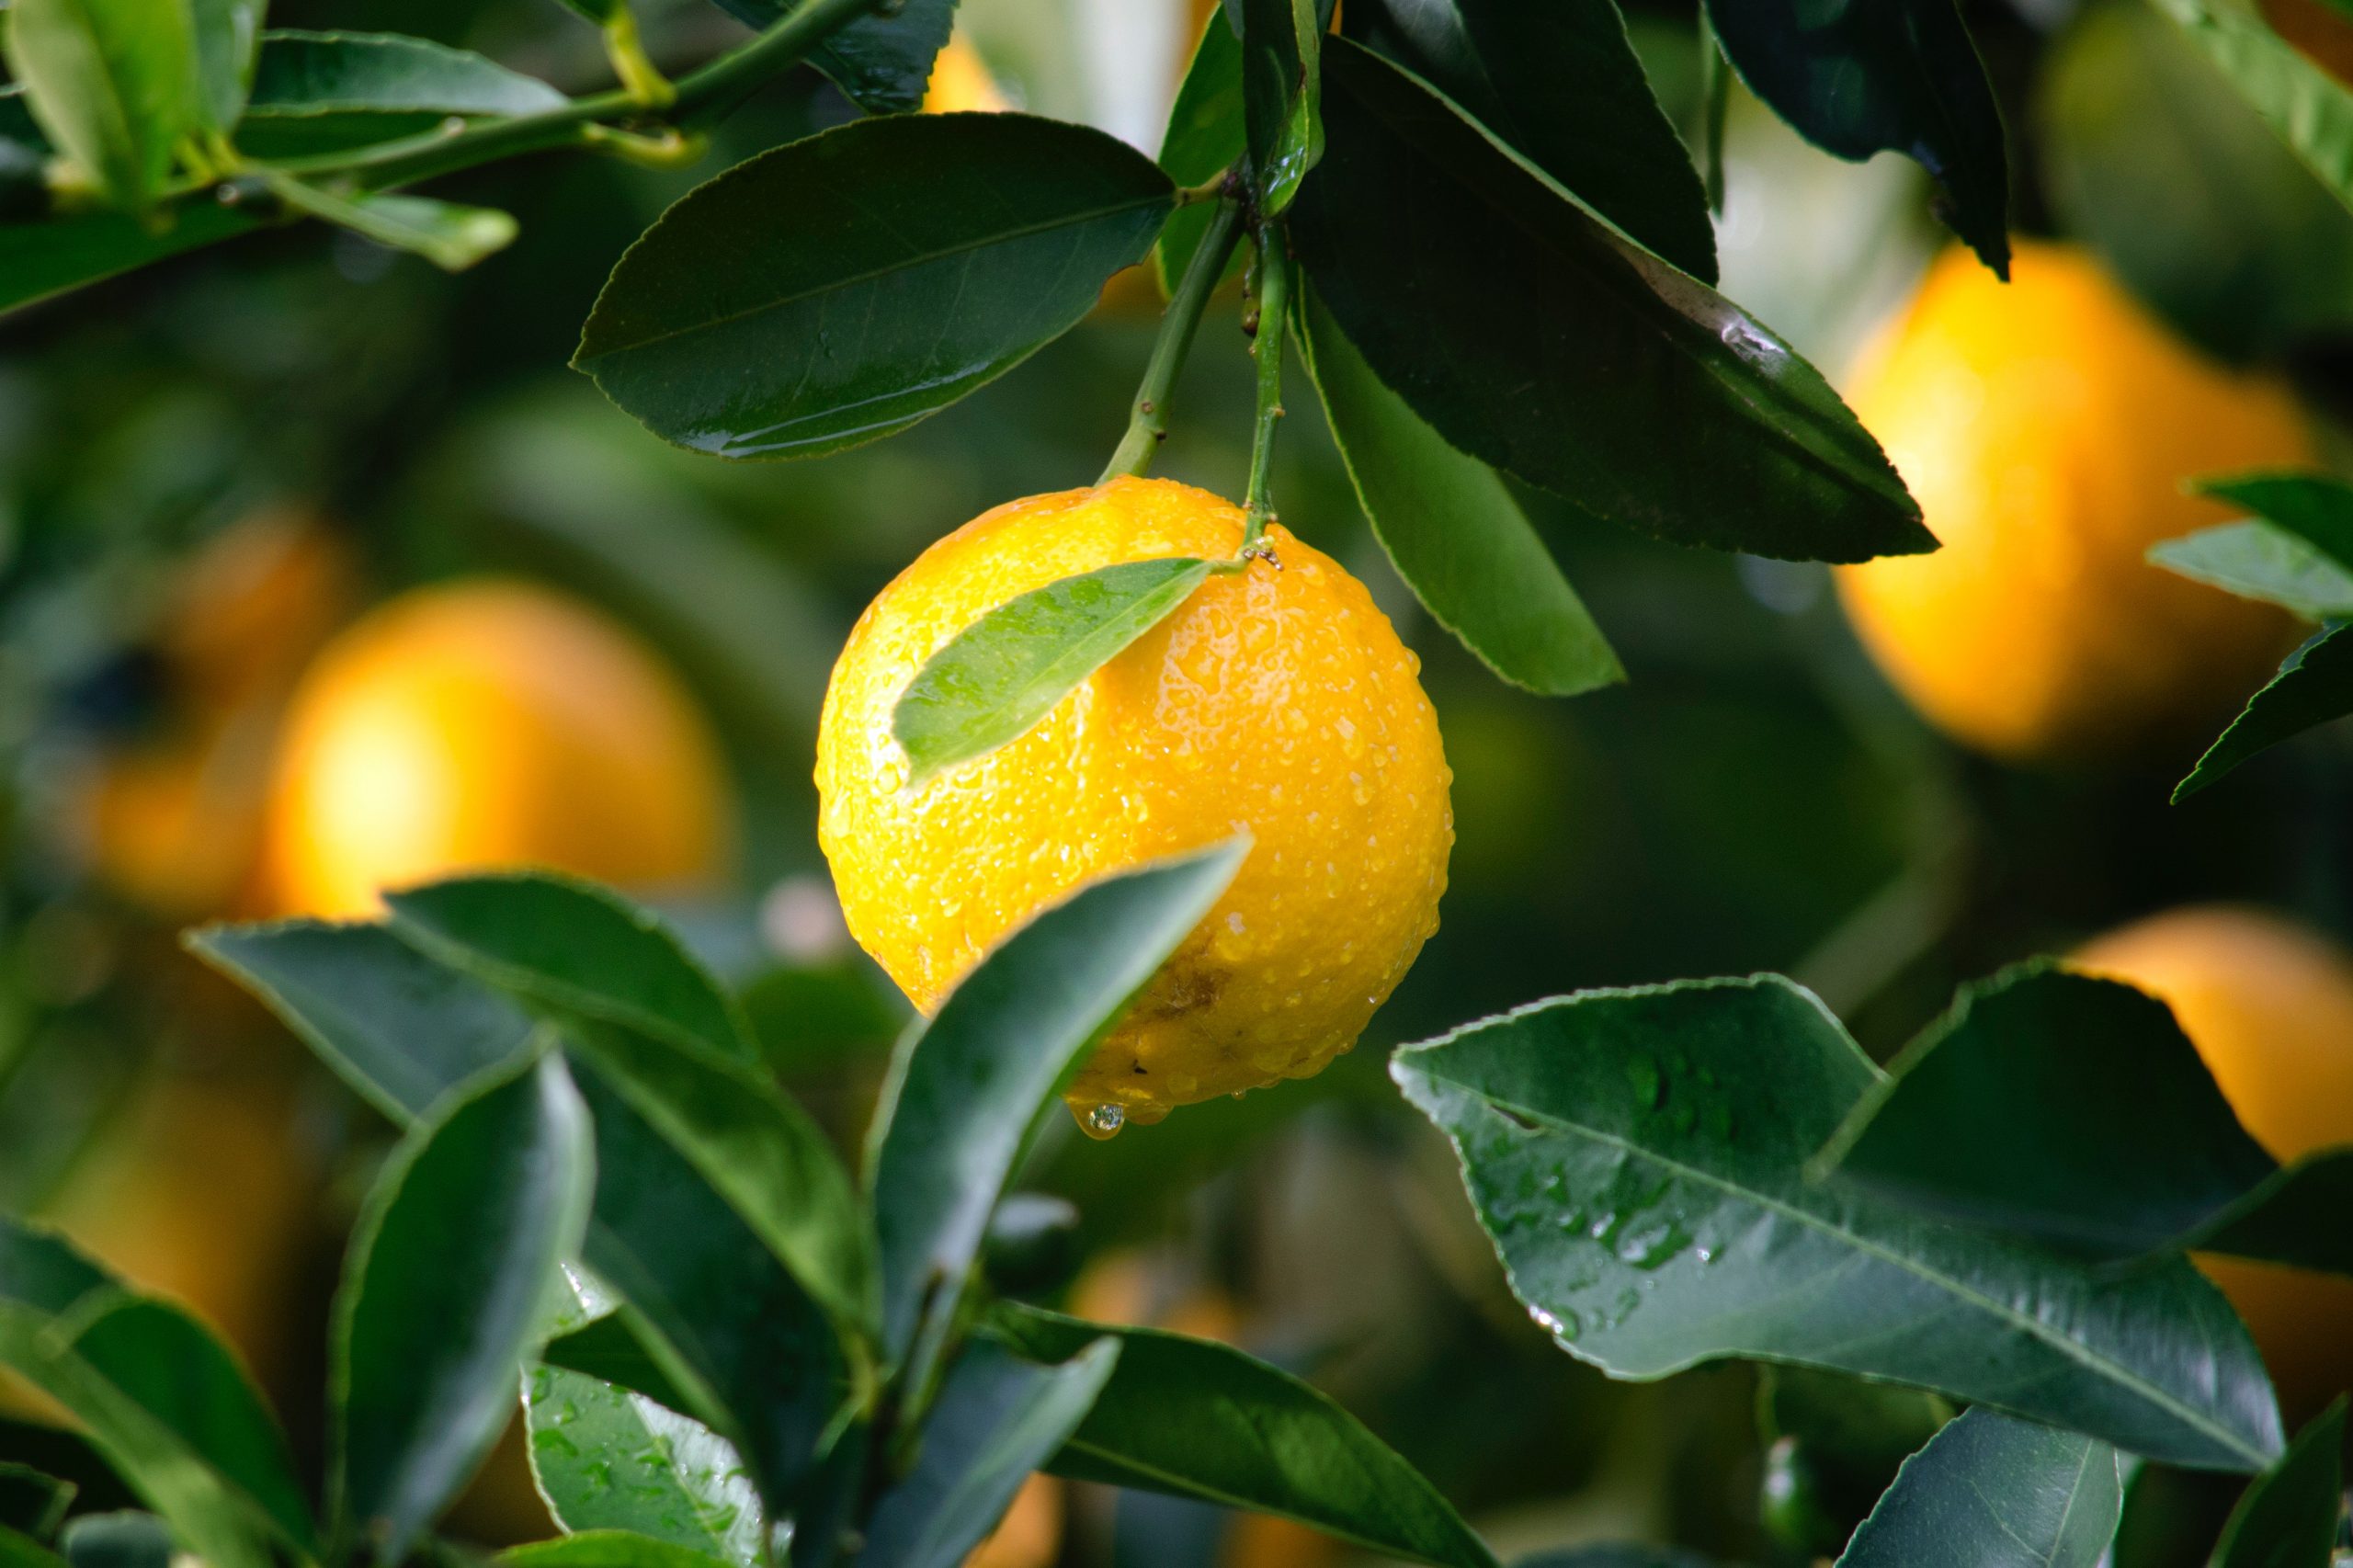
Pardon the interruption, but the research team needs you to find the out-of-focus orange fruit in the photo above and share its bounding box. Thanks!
[2074,905,2353,1421]
[923,33,1011,115]
[966,1474,1063,1568]
[261,579,731,918]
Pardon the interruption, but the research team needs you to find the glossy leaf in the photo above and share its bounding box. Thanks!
[540,1314,694,1416]
[2150,522,2353,621]
[1291,41,1928,564]
[524,1368,763,1566]
[2177,622,2353,801]
[1155,9,1246,294]
[502,1532,733,1568]
[1702,0,2008,276]
[0,201,264,316]
[258,176,518,271]
[1835,1407,2121,1567]
[992,1303,1498,1568]
[858,1338,1119,1568]
[867,843,1245,1362]
[1341,0,1714,280]
[332,1052,595,1562]
[1297,289,1619,697]
[188,0,260,130]
[576,115,1173,460]
[189,920,538,1126]
[1392,977,2284,1471]
[239,28,565,155]
[2200,472,2353,570]
[891,558,1216,786]
[385,873,756,1064]
[707,0,951,116]
[2151,0,2353,213]
[1239,0,1321,213]
[2211,1400,2347,1568]
[3,0,197,209]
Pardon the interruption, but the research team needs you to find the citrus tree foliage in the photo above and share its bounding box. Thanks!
[6,0,2353,1563]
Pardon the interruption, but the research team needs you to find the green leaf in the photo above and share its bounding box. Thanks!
[383,873,757,1065]
[540,1315,695,1417]
[332,1051,595,1562]
[2038,0,2353,361]
[2199,472,2353,571]
[889,558,1217,786]
[2151,523,2353,621]
[188,920,538,1126]
[3,0,198,210]
[990,1302,1498,1568]
[1514,1551,1722,1568]
[1391,977,2285,1471]
[1834,1408,2121,1567]
[256,175,517,271]
[1296,288,1619,697]
[238,29,566,154]
[2150,0,2353,215]
[523,1369,764,1567]
[0,1466,74,1541]
[0,200,264,316]
[1757,1367,1950,1546]
[0,1525,65,1568]
[503,1532,732,1568]
[1701,0,2008,276]
[2211,1400,2347,1568]
[1341,0,1715,281]
[188,0,259,130]
[1155,9,1246,294]
[2176,622,2353,801]
[1239,0,1322,214]
[858,1338,1119,1568]
[867,842,1245,1364]
[575,114,1174,460]
[1291,40,1928,565]
[705,0,952,116]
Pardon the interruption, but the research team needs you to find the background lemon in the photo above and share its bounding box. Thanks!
[1835,242,2312,762]
[815,475,1450,1127]
[262,579,731,918]
[2073,905,2353,1421]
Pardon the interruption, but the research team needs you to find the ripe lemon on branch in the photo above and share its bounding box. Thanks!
[1836,242,2313,762]
[815,476,1451,1131]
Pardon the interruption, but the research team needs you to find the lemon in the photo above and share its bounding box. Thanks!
[1836,242,2311,761]
[262,579,730,918]
[922,34,1010,115]
[815,476,1451,1128]
[2074,905,2353,1421]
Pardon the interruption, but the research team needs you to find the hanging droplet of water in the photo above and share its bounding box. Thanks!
[1078,1102,1125,1140]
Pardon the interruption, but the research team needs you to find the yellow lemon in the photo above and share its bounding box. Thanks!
[1836,242,2312,762]
[815,476,1450,1128]
[262,579,731,918]
[2074,905,2353,1421]
[965,1474,1063,1568]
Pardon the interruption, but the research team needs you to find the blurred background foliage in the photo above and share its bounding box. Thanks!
[2,0,2351,1562]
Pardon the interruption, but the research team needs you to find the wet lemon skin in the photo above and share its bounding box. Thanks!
[815,476,1452,1125]
[1836,242,2311,762]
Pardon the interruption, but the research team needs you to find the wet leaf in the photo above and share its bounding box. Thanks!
[540,1314,694,1417]
[502,1532,733,1568]
[1239,0,1321,213]
[523,1369,764,1567]
[1835,1407,2120,1567]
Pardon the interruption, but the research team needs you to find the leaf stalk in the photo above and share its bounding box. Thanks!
[1097,190,1245,484]
[1240,216,1290,551]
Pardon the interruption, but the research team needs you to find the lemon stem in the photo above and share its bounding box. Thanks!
[1099,194,1245,484]
[1240,218,1290,551]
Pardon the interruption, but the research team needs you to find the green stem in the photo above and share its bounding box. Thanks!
[1097,195,1244,484]
[1239,220,1290,551]
[603,6,677,110]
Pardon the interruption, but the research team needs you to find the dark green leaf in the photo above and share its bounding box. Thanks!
[1835,1407,2120,1567]
[2211,1400,2347,1568]
[1756,1367,1950,1535]
[54,1516,167,1568]
[384,873,756,1064]
[1392,978,2284,1471]
[2176,622,2353,801]
[1297,289,1619,697]
[991,1303,1497,1568]
[1155,10,1246,294]
[891,558,1217,785]
[0,1466,73,1541]
[572,1071,847,1512]
[502,1532,733,1568]
[2039,0,2353,361]
[2150,0,2353,213]
[706,0,951,116]
[188,0,260,130]
[2200,472,2353,572]
[575,115,1173,460]
[2186,1152,2353,1278]
[1239,0,1321,213]
[858,1338,1119,1568]
[333,1052,595,1562]
[1702,0,2007,275]
[257,176,517,271]
[0,1421,136,1519]
[3,0,198,209]
[1342,0,1714,280]
[2150,523,2353,621]
[540,1315,694,1417]
[1291,41,1927,564]
[867,843,1245,1363]
[0,202,265,317]
[247,28,569,117]
[524,1369,763,1566]
[188,920,538,1126]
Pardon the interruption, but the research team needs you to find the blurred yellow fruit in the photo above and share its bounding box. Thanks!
[966,1474,1063,1568]
[262,579,731,918]
[1835,243,2311,762]
[2074,905,2353,1420]
[923,34,1010,115]
[814,476,1450,1128]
